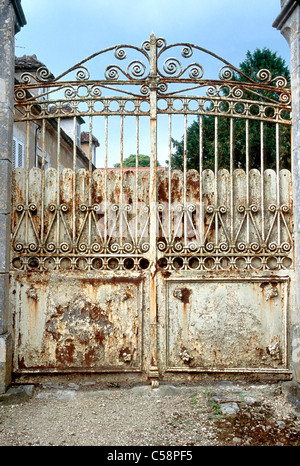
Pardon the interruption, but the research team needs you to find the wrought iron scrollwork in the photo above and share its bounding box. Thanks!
[14,35,291,123]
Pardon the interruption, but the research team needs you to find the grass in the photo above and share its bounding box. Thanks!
[202,390,223,419]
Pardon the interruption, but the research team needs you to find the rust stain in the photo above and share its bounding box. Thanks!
[84,348,96,366]
[110,184,120,204]
[56,339,75,364]
[187,170,200,199]
[161,269,171,278]
[80,276,143,286]
[18,356,26,369]
[28,283,142,371]
[180,287,192,304]
[183,302,187,343]
[158,175,168,203]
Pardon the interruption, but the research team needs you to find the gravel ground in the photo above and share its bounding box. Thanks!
[0,381,299,447]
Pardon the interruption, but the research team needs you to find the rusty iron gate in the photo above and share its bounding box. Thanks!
[11,35,294,383]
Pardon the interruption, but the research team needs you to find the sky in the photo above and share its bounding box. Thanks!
[16,0,290,75]
[15,0,290,167]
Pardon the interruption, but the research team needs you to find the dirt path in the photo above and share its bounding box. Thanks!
[0,381,299,447]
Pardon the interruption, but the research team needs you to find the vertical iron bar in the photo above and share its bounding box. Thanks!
[168,113,172,244]
[104,115,108,249]
[57,117,61,247]
[214,116,218,245]
[199,115,203,245]
[230,118,234,244]
[135,115,139,249]
[88,116,93,249]
[25,120,29,249]
[184,113,187,247]
[120,114,124,249]
[88,116,93,204]
[41,119,46,249]
[276,122,281,245]
[246,118,250,245]
[72,116,77,250]
[260,121,265,242]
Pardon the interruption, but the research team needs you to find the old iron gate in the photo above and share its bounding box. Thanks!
[11,35,294,383]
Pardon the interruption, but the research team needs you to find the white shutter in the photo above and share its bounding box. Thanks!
[12,137,24,168]
[18,142,24,167]
[12,138,17,168]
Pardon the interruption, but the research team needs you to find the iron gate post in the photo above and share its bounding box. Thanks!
[148,33,159,384]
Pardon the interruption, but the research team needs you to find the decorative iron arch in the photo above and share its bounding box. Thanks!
[14,34,291,123]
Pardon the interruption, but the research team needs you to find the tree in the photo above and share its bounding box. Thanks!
[235,48,291,170]
[169,48,291,171]
[239,48,290,84]
[114,154,160,167]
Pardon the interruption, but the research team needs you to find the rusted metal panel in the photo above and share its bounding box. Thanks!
[12,273,144,372]
[165,277,290,374]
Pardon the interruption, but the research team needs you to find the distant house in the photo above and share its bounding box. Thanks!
[13,55,98,171]
[80,132,100,168]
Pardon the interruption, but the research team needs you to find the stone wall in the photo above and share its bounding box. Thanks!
[0,0,25,393]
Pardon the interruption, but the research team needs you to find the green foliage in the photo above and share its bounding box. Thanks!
[203,390,223,418]
[168,48,291,172]
[238,48,290,84]
[114,154,161,167]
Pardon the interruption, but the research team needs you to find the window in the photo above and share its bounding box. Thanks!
[13,137,25,168]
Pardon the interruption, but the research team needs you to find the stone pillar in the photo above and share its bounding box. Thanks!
[0,0,25,394]
[274,0,300,384]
